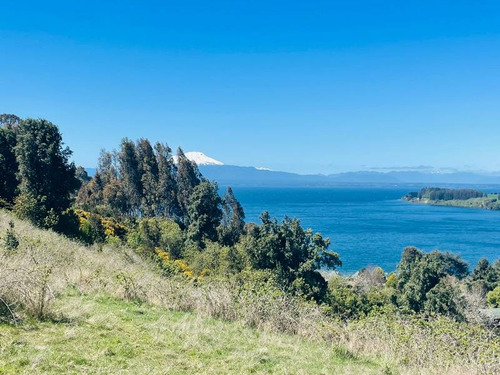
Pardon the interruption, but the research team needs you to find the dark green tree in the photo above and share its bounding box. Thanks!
[396,247,469,314]
[0,126,18,206]
[242,212,341,301]
[176,148,202,225]
[136,139,159,217]
[118,139,142,217]
[75,166,91,187]
[218,186,245,246]
[155,142,178,218]
[186,181,222,246]
[14,119,79,227]
[428,251,469,279]
[471,258,498,292]
[424,277,466,320]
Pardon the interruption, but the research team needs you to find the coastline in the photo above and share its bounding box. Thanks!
[402,195,500,211]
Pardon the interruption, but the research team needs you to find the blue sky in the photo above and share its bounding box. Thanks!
[2,1,500,174]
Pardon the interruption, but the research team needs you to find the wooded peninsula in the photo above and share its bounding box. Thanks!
[402,187,500,210]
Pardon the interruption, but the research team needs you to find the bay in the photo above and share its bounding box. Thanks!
[231,187,500,274]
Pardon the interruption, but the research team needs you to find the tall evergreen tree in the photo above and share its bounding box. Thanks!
[186,181,222,246]
[14,118,79,226]
[218,186,245,246]
[0,126,18,205]
[176,147,202,225]
[118,139,142,217]
[136,139,159,217]
[155,142,178,218]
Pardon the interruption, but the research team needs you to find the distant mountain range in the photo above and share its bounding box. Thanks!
[85,152,500,187]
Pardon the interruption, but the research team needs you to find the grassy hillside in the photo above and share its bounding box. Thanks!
[0,210,389,374]
[1,210,498,374]
[0,294,382,374]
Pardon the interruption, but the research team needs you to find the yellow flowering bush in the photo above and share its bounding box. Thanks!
[155,248,194,279]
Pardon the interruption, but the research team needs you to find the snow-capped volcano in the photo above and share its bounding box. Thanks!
[174,152,224,166]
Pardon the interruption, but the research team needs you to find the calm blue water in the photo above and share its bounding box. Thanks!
[231,187,500,274]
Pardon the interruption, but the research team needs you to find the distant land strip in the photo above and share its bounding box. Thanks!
[402,187,500,210]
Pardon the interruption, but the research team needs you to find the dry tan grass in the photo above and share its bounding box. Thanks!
[1,210,498,375]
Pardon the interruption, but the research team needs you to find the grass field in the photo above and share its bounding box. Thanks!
[1,210,498,375]
[0,293,387,375]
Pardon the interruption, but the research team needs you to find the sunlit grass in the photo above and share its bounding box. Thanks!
[0,294,385,374]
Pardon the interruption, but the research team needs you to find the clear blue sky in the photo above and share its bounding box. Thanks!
[2,1,500,174]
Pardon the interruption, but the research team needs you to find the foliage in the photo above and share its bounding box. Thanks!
[186,181,222,246]
[218,186,246,246]
[126,217,184,258]
[413,187,486,201]
[155,248,194,278]
[470,258,499,292]
[185,241,250,278]
[176,147,202,224]
[14,118,79,227]
[423,276,466,320]
[486,286,500,307]
[0,125,18,205]
[73,209,127,245]
[3,220,19,251]
[394,247,470,315]
[241,211,341,301]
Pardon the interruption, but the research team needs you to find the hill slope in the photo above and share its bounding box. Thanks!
[0,211,386,374]
[1,211,498,375]
[0,295,381,374]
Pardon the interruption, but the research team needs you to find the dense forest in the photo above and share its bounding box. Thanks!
[404,187,487,201]
[1,115,500,372]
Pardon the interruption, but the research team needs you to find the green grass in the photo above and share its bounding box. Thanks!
[0,293,388,375]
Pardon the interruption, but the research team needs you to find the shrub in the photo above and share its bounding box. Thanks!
[423,277,466,320]
[487,286,500,307]
[3,220,19,251]
[74,209,127,245]
[13,193,49,228]
[127,218,183,258]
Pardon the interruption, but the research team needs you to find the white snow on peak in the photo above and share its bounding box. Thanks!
[174,152,224,166]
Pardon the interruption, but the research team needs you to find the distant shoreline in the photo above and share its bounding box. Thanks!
[402,187,500,211]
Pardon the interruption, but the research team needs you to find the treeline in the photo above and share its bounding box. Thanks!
[2,114,499,321]
[0,114,339,302]
[405,187,486,201]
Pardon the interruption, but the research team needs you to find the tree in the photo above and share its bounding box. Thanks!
[218,186,245,246]
[136,139,158,217]
[14,119,79,227]
[118,139,142,217]
[428,251,469,279]
[0,114,21,130]
[155,142,178,218]
[186,181,222,246]
[176,147,202,225]
[242,211,341,301]
[396,247,470,315]
[0,126,18,205]
[471,258,498,292]
[424,277,466,320]
[75,166,91,187]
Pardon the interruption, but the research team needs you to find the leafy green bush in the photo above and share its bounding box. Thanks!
[487,286,500,307]
[240,211,341,301]
[127,218,184,258]
[423,277,466,320]
[3,220,19,251]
